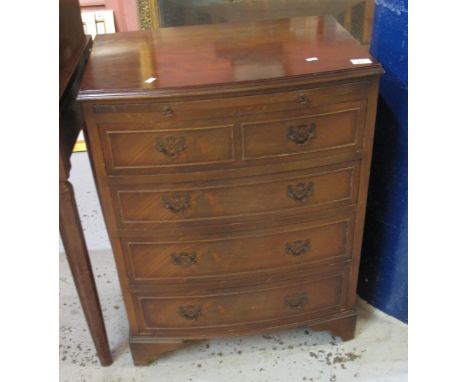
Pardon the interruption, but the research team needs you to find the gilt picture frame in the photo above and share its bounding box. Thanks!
[137,0,374,45]
[138,0,161,29]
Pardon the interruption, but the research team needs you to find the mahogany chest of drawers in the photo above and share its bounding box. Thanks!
[78,16,383,365]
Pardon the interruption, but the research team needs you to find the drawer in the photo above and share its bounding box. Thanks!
[242,102,365,160]
[135,270,348,331]
[124,213,354,284]
[102,124,235,170]
[92,81,369,124]
[114,161,360,226]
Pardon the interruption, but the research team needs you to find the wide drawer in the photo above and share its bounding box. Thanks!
[113,161,360,227]
[92,81,369,124]
[123,212,354,284]
[135,269,349,332]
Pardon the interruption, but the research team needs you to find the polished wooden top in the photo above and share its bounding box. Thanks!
[79,16,382,101]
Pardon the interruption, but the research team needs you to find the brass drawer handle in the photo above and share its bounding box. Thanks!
[155,136,186,158]
[171,251,198,267]
[297,94,310,105]
[162,104,173,117]
[162,192,191,213]
[288,123,316,145]
[178,305,202,320]
[287,182,314,202]
[285,293,308,309]
[285,239,311,257]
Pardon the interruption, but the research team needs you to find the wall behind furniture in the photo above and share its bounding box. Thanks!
[79,0,139,32]
[358,0,408,322]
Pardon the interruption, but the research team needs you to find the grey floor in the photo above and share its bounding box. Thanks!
[59,152,408,382]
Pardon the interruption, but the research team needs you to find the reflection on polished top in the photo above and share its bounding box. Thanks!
[79,16,382,100]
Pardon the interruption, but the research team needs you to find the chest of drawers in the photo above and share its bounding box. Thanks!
[78,16,383,365]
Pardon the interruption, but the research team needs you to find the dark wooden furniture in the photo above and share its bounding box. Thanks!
[59,0,112,366]
[78,16,383,366]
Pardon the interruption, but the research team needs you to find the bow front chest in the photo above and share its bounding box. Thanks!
[78,16,383,365]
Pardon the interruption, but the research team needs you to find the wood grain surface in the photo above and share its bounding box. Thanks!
[78,15,382,365]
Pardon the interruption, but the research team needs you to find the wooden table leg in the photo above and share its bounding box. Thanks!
[60,180,113,366]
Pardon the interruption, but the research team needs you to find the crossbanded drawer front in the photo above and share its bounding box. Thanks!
[135,270,348,331]
[92,81,369,124]
[242,102,365,160]
[102,124,235,171]
[124,214,353,283]
[114,162,359,225]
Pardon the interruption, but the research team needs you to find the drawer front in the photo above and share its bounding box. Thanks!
[114,162,359,225]
[92,81,369,124]
[124,214,353,283]
[242,103,363,160]
[136,271,348,331]
[102,124,235,170]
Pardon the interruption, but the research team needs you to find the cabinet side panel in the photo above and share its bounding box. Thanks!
[346,76,380,308]
[81,102,140,334]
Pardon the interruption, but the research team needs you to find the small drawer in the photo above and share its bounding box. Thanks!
[124,213,353,283]
[135,270,348,331]
[102,124,235,171]
[114,161,359,226]
[242,102,364,160]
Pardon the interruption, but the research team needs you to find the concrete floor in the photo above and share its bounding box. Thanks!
[59,153,408,382]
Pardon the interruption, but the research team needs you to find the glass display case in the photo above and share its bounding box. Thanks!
[137,0,374,46]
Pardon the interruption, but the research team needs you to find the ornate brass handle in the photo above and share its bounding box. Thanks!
[288,123,316,145]
[285,293,308,309]
[178,305,202,320]
[162,104,173,117]
[155,136,186,158]
[286,239,311,257]
[297,94,310,105]
[162,192,191,213]
[171,252,197,267]
[287,182,314,202]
